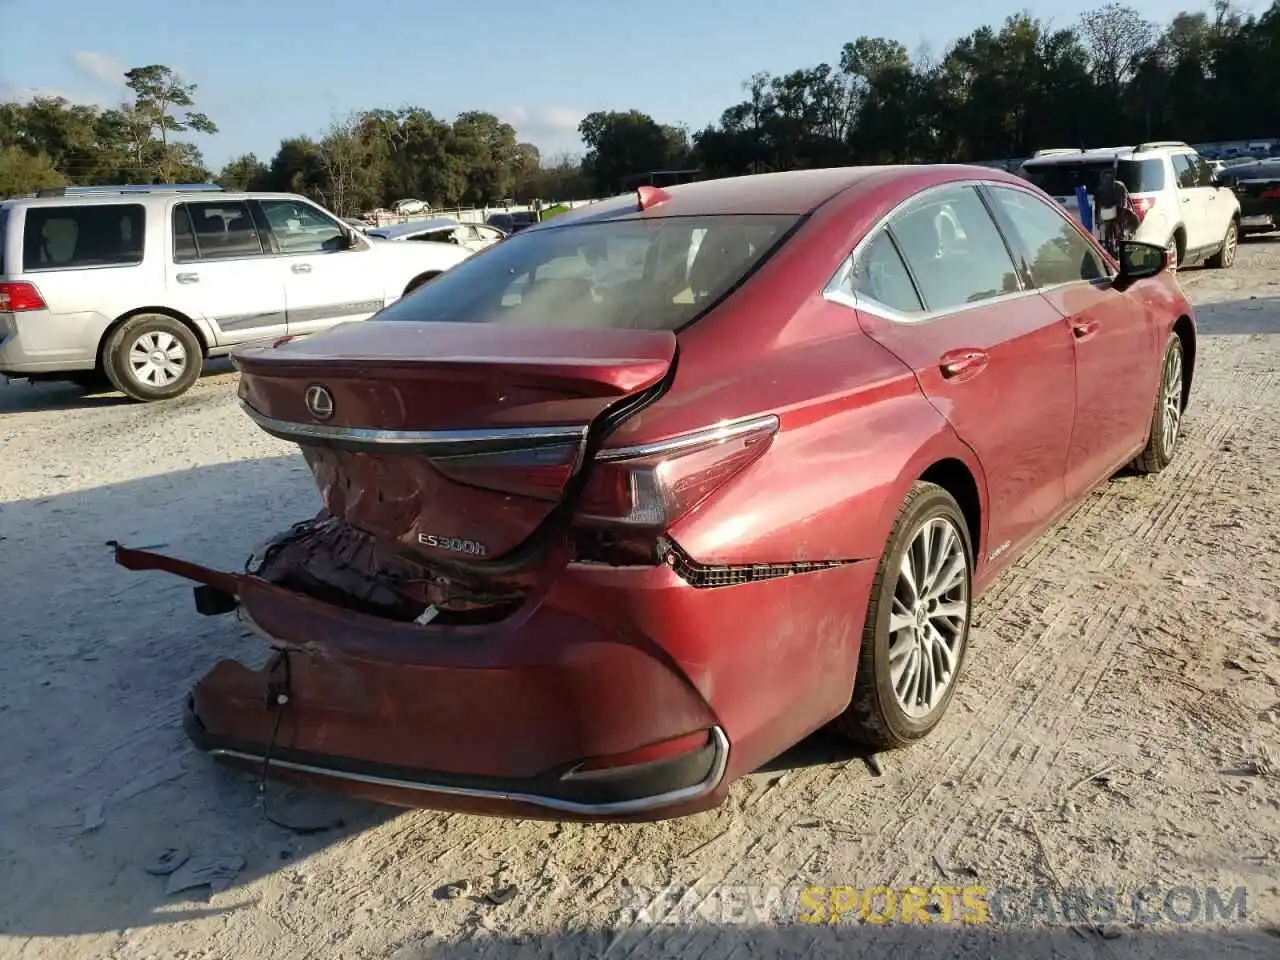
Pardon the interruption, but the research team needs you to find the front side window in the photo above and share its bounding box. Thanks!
[173,201,264,262]
[989,186,1108,287]
[1171,154,1198,190]
[22,203,145,271]
[258,199,345,254]
[375,214,799,332]
[888,186,1021,312]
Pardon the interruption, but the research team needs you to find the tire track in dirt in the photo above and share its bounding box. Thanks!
[787,316,1277,890]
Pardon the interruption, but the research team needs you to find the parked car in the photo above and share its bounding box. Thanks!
[117,165,1195,821]
[368,217,507,252]
[486,210,539,234]
[1017,140,1241,270]
[1212,158,1280,235]
[0,185,472,401]
[392,199,430,215]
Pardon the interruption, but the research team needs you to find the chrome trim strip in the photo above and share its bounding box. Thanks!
[595,415,780,462]
[207,726,730,817]
[239,399,587,455]
[820,177,1116,325]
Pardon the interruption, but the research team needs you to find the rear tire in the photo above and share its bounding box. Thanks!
[1130,334,1185,475]
[1206,220,1238,269]
[831,482,974,750]
[103,313,203,402]
[1165,232,1182,273]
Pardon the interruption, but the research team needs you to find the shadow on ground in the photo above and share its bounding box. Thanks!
[1195,295,1280,336]
[0,358,237,414]
[397,924,1279,959]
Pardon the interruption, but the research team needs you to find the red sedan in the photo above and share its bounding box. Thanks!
[116,164,1195,822]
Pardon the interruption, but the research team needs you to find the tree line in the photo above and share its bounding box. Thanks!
[3,2,1279,213]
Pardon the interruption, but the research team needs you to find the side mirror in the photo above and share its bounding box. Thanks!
[1116,240,1167,285]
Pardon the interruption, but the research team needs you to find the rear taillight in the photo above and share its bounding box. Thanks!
[0,281,47,312]
[575,415,779,529]
[1131,197,1156,222]
[1261,187,1280,199]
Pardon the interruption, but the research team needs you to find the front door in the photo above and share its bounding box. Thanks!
[1171,153,1212,252]
[167,199,287,346]
[984,183,1161,499]
[845,183,1078,563]
[254,198,386,337]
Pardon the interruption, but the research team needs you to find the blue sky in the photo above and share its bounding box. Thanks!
[0,0,1261,169]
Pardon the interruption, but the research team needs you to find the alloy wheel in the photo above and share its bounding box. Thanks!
[887,516,970,719]
[1162,344,1183,454]
[128,331,188,388]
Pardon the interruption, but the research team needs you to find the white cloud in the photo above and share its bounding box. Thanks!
[0,83,114,107]
[69,50,126,88]
[499,106,585,143]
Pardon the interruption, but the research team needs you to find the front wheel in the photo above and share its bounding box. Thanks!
[1206,220,1238,269]
[103,313,204,402]
[1130,334,1185,475]
[831,482,974,750]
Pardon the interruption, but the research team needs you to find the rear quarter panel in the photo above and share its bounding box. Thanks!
[650,299,989,569]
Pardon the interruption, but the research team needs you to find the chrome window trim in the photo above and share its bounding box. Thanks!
[822,178,1117,323]
[239,399,587,456]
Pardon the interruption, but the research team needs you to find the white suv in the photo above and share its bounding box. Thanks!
[1017,141,1241,270]
[0,185,471,401]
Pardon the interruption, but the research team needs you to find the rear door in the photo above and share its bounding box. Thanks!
[168,200,288,345]
[985,183,1159,498]
[845,182,1077,561]
[255,198,387,337]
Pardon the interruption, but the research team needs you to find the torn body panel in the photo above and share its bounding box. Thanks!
[112,522,875,822]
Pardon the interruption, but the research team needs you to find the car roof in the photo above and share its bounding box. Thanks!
[545,165,1024,224]
[368,218,459,238]
[1,189,320,210]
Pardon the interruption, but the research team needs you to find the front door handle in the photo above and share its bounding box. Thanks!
[291,263,312,274]
[175,272,199,284]
[939,349,989,381]
[1073,319,1101,340]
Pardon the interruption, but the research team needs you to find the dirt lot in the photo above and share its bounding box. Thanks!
[1,246,1279,960]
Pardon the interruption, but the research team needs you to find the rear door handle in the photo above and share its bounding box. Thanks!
[175,272,199,284]
[939,349,988,380]
[291,263,312,274]
[1073,319,1101,340]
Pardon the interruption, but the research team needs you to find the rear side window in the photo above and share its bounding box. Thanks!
[1021,158,1165,195]
[888,186,1020,312]
[847,229,923,314]
[22,204,145,271]
[374,214,800,332]
[174,201,264,262]
[0,207,8,274]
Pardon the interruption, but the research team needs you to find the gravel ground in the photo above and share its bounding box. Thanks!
[1,246,1279,959]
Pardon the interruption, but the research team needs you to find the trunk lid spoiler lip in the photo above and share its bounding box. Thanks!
[238,398,589,458]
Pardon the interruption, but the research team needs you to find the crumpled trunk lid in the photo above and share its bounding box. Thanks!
[232,321,676,608]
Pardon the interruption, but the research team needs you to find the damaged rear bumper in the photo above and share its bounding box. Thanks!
[113,543,729,822]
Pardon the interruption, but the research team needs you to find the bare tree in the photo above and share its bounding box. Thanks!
[1078,3,1158,89]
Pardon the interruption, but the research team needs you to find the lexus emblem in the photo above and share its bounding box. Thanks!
[304,384,334,420]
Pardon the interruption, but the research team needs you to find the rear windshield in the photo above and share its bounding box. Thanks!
[22,203,146,271]
[1020,158,1166,195]
[375,214,800,332]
